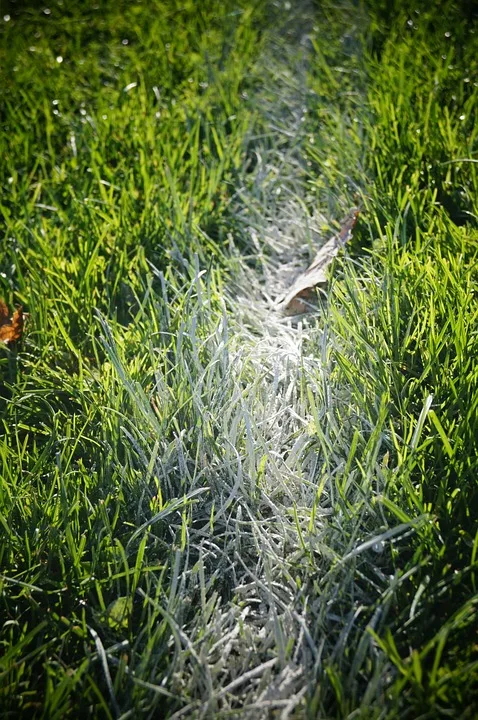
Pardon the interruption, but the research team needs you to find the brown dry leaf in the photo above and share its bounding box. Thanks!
[0,302,24,344]
[277,208,360,315]
[0,299,10,326]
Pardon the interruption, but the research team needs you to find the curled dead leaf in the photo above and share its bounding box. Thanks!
[277,208,360,315]
[0,300,24,344]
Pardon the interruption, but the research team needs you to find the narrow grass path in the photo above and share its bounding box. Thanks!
[1,2,477,718]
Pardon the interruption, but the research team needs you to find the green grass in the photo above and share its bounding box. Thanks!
[1,0,477,717]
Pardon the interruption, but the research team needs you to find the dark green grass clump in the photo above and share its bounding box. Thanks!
[304,2,478,715]
[0,2,270,716]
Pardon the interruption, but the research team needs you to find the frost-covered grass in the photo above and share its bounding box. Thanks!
[1,1,477,718]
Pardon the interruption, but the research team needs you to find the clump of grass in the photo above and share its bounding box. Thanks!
[301,1,478,715]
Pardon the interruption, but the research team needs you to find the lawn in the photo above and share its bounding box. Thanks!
[1,0,477,717]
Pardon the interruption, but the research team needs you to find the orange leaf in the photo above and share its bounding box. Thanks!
[0,302,24,344]
[0,300,10,326]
